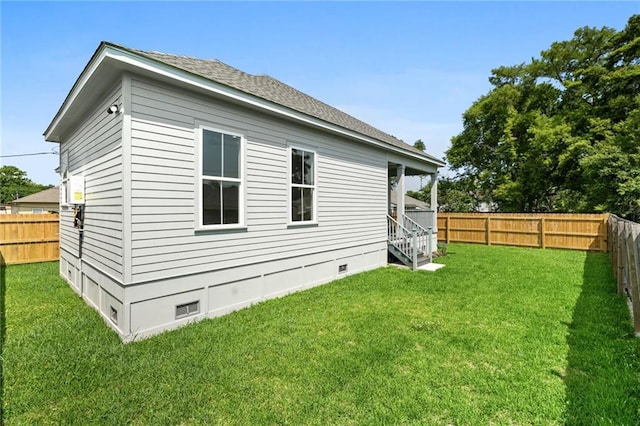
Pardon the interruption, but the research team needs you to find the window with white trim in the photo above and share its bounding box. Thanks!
[200,128,243,227]
[290,147,316,222]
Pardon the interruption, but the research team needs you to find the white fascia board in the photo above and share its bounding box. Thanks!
[44,47,111,141]
[47,44,444,168]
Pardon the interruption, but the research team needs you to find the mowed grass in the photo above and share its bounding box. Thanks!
[2,244,639,425]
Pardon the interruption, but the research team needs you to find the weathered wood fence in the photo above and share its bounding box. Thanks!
[437,213,608,252]
[608,214,640,334]
[0,214,59,265]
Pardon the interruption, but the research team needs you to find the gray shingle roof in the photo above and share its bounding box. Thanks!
[13,187,59,204]
[111,42,444,166]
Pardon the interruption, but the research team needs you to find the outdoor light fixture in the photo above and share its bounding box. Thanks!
[106,104,120,114]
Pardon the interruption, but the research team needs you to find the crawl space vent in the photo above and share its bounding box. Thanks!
[109,306,118,325]
[176,301,200,319]
[338,264,348,273]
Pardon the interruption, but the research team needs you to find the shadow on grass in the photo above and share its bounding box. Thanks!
[564,251,640,424]
[0,252,5,422]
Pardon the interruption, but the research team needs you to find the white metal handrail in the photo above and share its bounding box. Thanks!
[387,214,415,261]
[402,214,430,255]
[405,210,435,231]
[388,214,434,269]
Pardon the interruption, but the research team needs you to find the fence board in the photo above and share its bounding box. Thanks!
[609,214,640,335]
[0,214,59,265]
[437,213,608,252]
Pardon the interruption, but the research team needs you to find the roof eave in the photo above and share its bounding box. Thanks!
[44,42,109,142]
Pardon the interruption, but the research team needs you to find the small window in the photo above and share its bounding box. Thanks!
[32,208,43,214]
[176,301,200,319]
[290,147,316,223]
[198,128,243,228]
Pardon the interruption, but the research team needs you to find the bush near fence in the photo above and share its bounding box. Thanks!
[0,214,59,265]
[437,213,608,252]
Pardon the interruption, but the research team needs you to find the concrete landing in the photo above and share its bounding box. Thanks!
[417,263,445,272]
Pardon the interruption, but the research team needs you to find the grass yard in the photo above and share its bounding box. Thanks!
[2,244,639,425]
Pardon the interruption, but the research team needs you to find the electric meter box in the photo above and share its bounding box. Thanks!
[69,175,85,205]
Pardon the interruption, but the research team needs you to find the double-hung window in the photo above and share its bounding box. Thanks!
[290,147,316,223]
[200,128,243,227]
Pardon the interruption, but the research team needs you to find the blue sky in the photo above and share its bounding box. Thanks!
[2,1,638,189]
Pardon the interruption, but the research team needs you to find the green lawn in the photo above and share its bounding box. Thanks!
[2,244,639,425]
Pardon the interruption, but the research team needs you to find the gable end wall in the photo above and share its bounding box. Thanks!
[58,81,125,333]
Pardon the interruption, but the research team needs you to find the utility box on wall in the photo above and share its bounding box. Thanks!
[69,175,85,205]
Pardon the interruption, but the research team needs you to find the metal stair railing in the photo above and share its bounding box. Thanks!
[387,214,414,262]
[402,214,433,261]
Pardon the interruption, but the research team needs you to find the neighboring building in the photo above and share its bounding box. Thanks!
[389,190,434,233]
[390,191,430,211]
[44,42,444,341]
[11,187,59,214]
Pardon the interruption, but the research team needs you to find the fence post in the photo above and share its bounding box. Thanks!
[486,216,491,246]
[540,217,546,249]
[621,220,630,296]
[628,225,640,334]
[615,217,625,295]
[445,216,450,244]
[601,215,608,252]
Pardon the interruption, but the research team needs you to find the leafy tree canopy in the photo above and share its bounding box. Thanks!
[446,15,640,220]
[409,176,491,213]
[0,165,53,204]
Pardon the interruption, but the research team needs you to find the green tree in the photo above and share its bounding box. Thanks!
[409,176,488,212]
[413,139,426,151]
[447,15,640,219]
[0,165,52,204]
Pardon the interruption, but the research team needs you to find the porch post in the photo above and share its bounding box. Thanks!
[396,165,405,219]
[430,172,438,231]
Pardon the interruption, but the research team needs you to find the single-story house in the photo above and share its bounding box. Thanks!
[44,41,445,341]
[10,186,59,214]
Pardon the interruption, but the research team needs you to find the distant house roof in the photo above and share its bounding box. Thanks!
[12,187,59,204]
[390,191,430,210]
[45,42,445,169]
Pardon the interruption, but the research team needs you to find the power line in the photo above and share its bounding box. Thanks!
[0,150,58,158]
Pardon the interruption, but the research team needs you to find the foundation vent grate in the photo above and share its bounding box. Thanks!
[176,301,200,319]
[110,306,118,325]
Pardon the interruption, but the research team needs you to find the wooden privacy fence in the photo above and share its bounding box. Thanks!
[608,215,640,334]
[0,214,59,265]
[437,213,608,252]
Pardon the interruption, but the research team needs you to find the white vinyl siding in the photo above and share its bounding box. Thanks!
[129,78,387,283]
[59,83,124,281]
